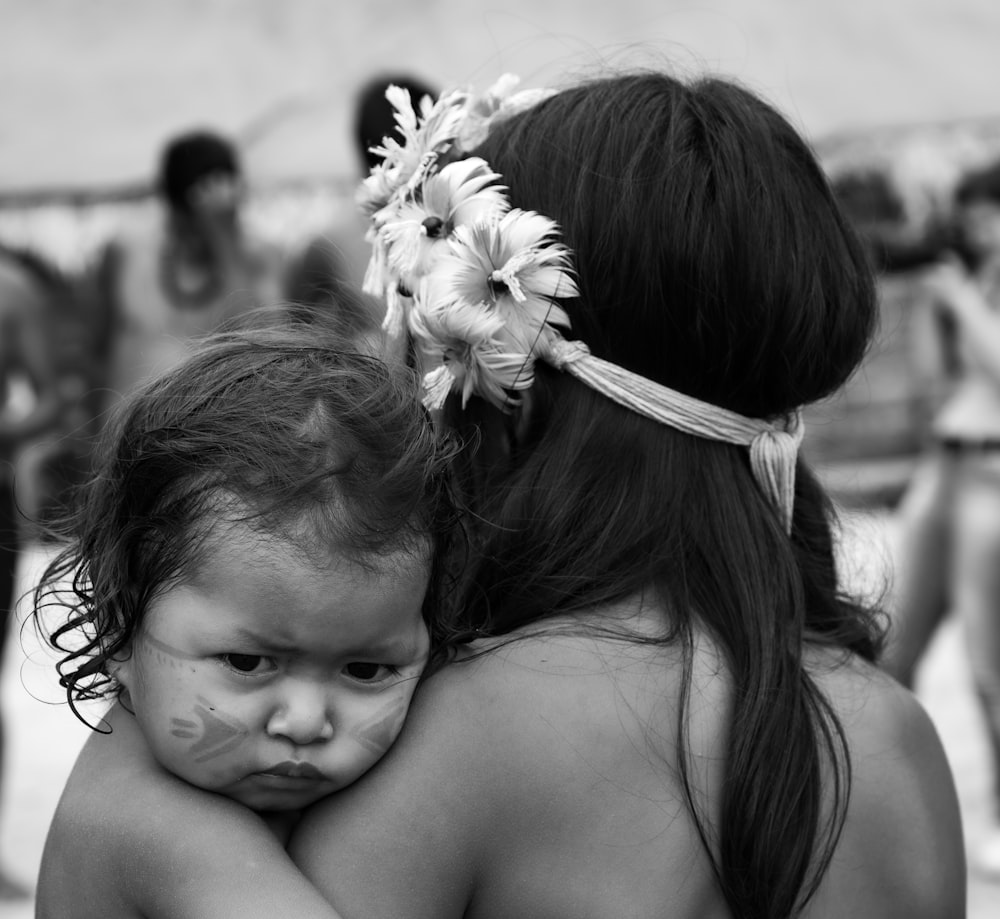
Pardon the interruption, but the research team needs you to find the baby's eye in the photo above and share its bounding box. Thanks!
[220,653,274,675]
[344,661,399,683]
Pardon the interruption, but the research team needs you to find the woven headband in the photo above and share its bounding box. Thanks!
[547,339,804,531]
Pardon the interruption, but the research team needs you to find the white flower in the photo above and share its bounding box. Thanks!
[377,158,507,292]
[457,74,557,150]
[407,208,578,409]
[457,74,517,150]
[356,163,398,217]
[485,73,522,103]
[443,209,577,354]
[382,284,413,341]
[355,75,577,407]
[362,234,389,298]
[410,291,533,410]
[369,86,469,194]
[361,233,413,339]
[497,87,558,120]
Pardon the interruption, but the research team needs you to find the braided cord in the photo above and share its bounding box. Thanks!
[547,338,804,533]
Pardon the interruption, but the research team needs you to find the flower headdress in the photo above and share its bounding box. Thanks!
[361,76,804,532]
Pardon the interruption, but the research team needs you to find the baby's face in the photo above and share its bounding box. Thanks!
[114,528,430,812]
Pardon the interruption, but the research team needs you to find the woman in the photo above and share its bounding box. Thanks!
[287,71,965,918]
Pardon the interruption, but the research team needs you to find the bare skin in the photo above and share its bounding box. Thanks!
[289,599,966,919]
[35,704,344,919]
[37,599,963,918]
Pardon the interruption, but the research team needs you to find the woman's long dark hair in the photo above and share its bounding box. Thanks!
[445,73,885,918]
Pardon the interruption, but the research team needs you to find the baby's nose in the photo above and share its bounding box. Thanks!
[265,682,334,745]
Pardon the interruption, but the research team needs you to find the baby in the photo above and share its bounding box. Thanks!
[33,325,456,918]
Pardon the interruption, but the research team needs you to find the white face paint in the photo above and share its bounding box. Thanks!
[115,526,430,812]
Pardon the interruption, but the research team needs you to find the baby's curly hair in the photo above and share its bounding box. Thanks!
[33,326,459,726]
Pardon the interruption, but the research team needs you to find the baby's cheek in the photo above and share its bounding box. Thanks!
[162,694,252,786]
[348,692,411,760]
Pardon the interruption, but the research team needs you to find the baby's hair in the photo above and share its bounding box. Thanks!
[34,326,458,726]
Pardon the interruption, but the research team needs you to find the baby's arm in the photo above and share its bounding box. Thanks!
[125,791,342,919]
[40,706,345,919]
[121,791,341,919]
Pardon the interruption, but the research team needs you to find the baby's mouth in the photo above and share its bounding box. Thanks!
[260,761,326,780]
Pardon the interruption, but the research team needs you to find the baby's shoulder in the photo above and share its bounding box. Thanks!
[37,721,149,918]
[39,705,287,919]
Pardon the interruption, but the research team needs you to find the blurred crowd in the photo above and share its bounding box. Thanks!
[832,150,1000,879]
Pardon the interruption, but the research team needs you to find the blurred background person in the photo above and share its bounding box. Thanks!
[882,156,1000,878]
[99,128,285,416]
[0,247,65,900]
[282,72,438,349]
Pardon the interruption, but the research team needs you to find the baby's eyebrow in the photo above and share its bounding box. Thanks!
[142,628,283,658]
[227,625,294,652]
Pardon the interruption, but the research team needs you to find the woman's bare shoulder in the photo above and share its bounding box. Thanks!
[805,650,966,918]
[419,620,700,748]
[806,647,955,772]
[292,620,727,919]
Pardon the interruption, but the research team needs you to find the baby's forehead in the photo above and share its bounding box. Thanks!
[181,514,430,597]
[145,528,430,644]
[217,517,427,563]
[194,491,431,565]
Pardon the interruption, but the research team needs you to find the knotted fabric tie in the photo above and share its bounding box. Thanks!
[547,338,804,533]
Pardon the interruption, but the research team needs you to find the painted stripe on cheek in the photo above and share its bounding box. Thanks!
[143,634,201,662]
[349,695,408,756]
[169,695,250,763]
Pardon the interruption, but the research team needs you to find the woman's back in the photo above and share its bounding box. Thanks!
[292,601,964,919]
[290,70,966,917]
